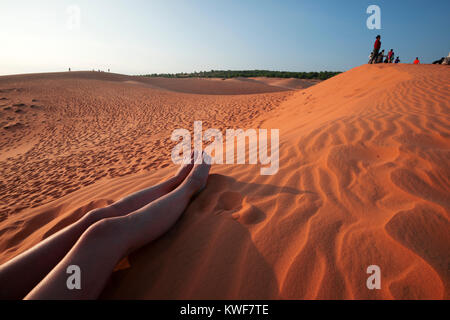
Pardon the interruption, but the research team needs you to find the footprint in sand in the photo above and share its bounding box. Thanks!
[215,191,266,225]
[215,191,243,212]
[231,203,266,225]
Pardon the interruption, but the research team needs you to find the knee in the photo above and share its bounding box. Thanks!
[83,206,119,224]
[81,216,129,250]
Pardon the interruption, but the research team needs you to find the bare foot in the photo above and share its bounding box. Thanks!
[173,152,195,183]
[182,152,211,195]
[93,156,197,221]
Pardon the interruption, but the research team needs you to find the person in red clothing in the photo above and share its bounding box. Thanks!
[369,35,381,64]
[387,49,394,63]
[414,57,420,64]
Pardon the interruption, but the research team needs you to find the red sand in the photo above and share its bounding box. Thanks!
[0,64,449,299]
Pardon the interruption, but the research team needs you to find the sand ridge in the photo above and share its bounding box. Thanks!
[0,64,449,299]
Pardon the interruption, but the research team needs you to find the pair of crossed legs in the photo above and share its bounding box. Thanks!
[0,153,210,299]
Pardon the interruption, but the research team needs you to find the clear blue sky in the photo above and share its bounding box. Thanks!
[1,0,449,75]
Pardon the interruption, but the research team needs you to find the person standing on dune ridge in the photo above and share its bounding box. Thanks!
[414,57,420,64]
[369,35,381,64]
[388,49,394,63]
[377,50,385,64]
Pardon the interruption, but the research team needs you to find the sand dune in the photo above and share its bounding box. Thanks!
[136,77,297,94]
[0,73,292,216]
[245,77,321,90]
[0,71,303,95]
[0,64,449,299]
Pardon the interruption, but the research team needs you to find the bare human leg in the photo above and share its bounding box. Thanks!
[0,159,195,299]
[25,158,210,299]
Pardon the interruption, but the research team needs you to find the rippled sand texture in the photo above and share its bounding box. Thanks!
[0,64,448,299]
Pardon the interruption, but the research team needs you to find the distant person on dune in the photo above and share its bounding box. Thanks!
[395,56,400,64]
[377,50,385,64]
[388,49,394,63]
[369,35,381,64]
[432,53,449,65]
[368,51,374,63]
[0,152,211,300]
[443,53,450,65]
[432,57,444,64]
[414,57,420,64]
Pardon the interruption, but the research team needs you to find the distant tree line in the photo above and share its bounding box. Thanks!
[141,70,341,80]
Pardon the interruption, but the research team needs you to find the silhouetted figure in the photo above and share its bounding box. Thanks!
[443,53,450,65]
[369,35,381,64]
[388,49,394,63]
[432,57,444,64]
[69,68,71,72]
[395,57,400,64]
[376,50,385,63]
